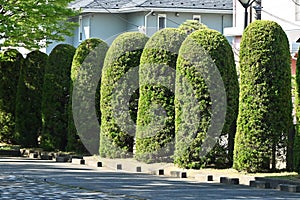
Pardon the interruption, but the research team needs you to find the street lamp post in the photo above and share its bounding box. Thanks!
[238,0,256,29]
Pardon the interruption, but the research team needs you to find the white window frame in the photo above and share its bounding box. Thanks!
[78,15,83,42]
[158,14,167,30]
[193,15,201,22]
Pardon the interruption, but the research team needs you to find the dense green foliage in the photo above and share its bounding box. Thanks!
[68,38,108,154]
[135,28,186,163]
[174,28,239,169]
[294,49,300,172]
[233,20,292,172]
[15,51,47,147]
[0,1,78,49]
[178,19,208,34]
[41,44,76,151]
[100,32,148,158]
[0,49,23,144]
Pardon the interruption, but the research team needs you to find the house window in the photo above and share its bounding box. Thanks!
[193,15,201,22]
[158,14,166,30]
[79,16,83,41]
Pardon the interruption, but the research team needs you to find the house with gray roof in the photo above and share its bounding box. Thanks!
[47,0,233,53]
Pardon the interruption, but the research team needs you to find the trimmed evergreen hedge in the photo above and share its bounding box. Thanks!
[15,50,48,147]
[233,20,292,172]
[100,32,148,158]
[294,48,300,173]
[174,28,239,169]
[0,49,23,144]
[67,38,108,154]
[178,19,208,34]
[41,44,76,151]
[135,28,186,163]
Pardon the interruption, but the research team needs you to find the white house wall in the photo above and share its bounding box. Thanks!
[126,12,147,32]
[89,14,128,45]
[46,11,232,54]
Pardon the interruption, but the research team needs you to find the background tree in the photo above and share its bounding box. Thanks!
[233,20,292,172]
[15,51,48,147]
[0,49,23,144]
[41,44,75,151]
[100,32,148,158]
[135,28,186,163]
[68,38,108,155]
[174,28,239,169]
[0,1,77,49]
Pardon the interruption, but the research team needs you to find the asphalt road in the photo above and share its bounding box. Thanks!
[0,158,300,200]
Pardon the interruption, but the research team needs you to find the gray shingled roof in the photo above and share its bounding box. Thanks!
[69,0,232,10]
[139,0,232,10]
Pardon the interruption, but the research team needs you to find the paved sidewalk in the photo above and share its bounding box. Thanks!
[0,157,300,199]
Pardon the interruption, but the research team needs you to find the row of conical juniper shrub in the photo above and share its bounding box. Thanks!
[67,38,108,154]
[99,25,239,169]
[40,44,76,151]
[15,51,48,147]
[294,42,300,173]
[0,49,23,144]
[135,28,186,163]
[100,32,148,158]
[234,20,293,172]
[174,28,239,169]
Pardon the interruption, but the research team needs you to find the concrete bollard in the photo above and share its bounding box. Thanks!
[136,166,142,172]
[97,162,102,167]
[158,169,164,175]
[220,177,228,184]
[228,178,239,185]
[207,175,213,181]
[117,164,122,170]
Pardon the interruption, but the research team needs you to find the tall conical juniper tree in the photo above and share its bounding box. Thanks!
[294,47,300,173]
[15,50,48,147]
[174,28,239,169]
[100,32,148,158]
[0,49,23,144]
[233,20,292,173]
[41,44,76,151]
[135,28,186,163]
[67,38,108,155]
